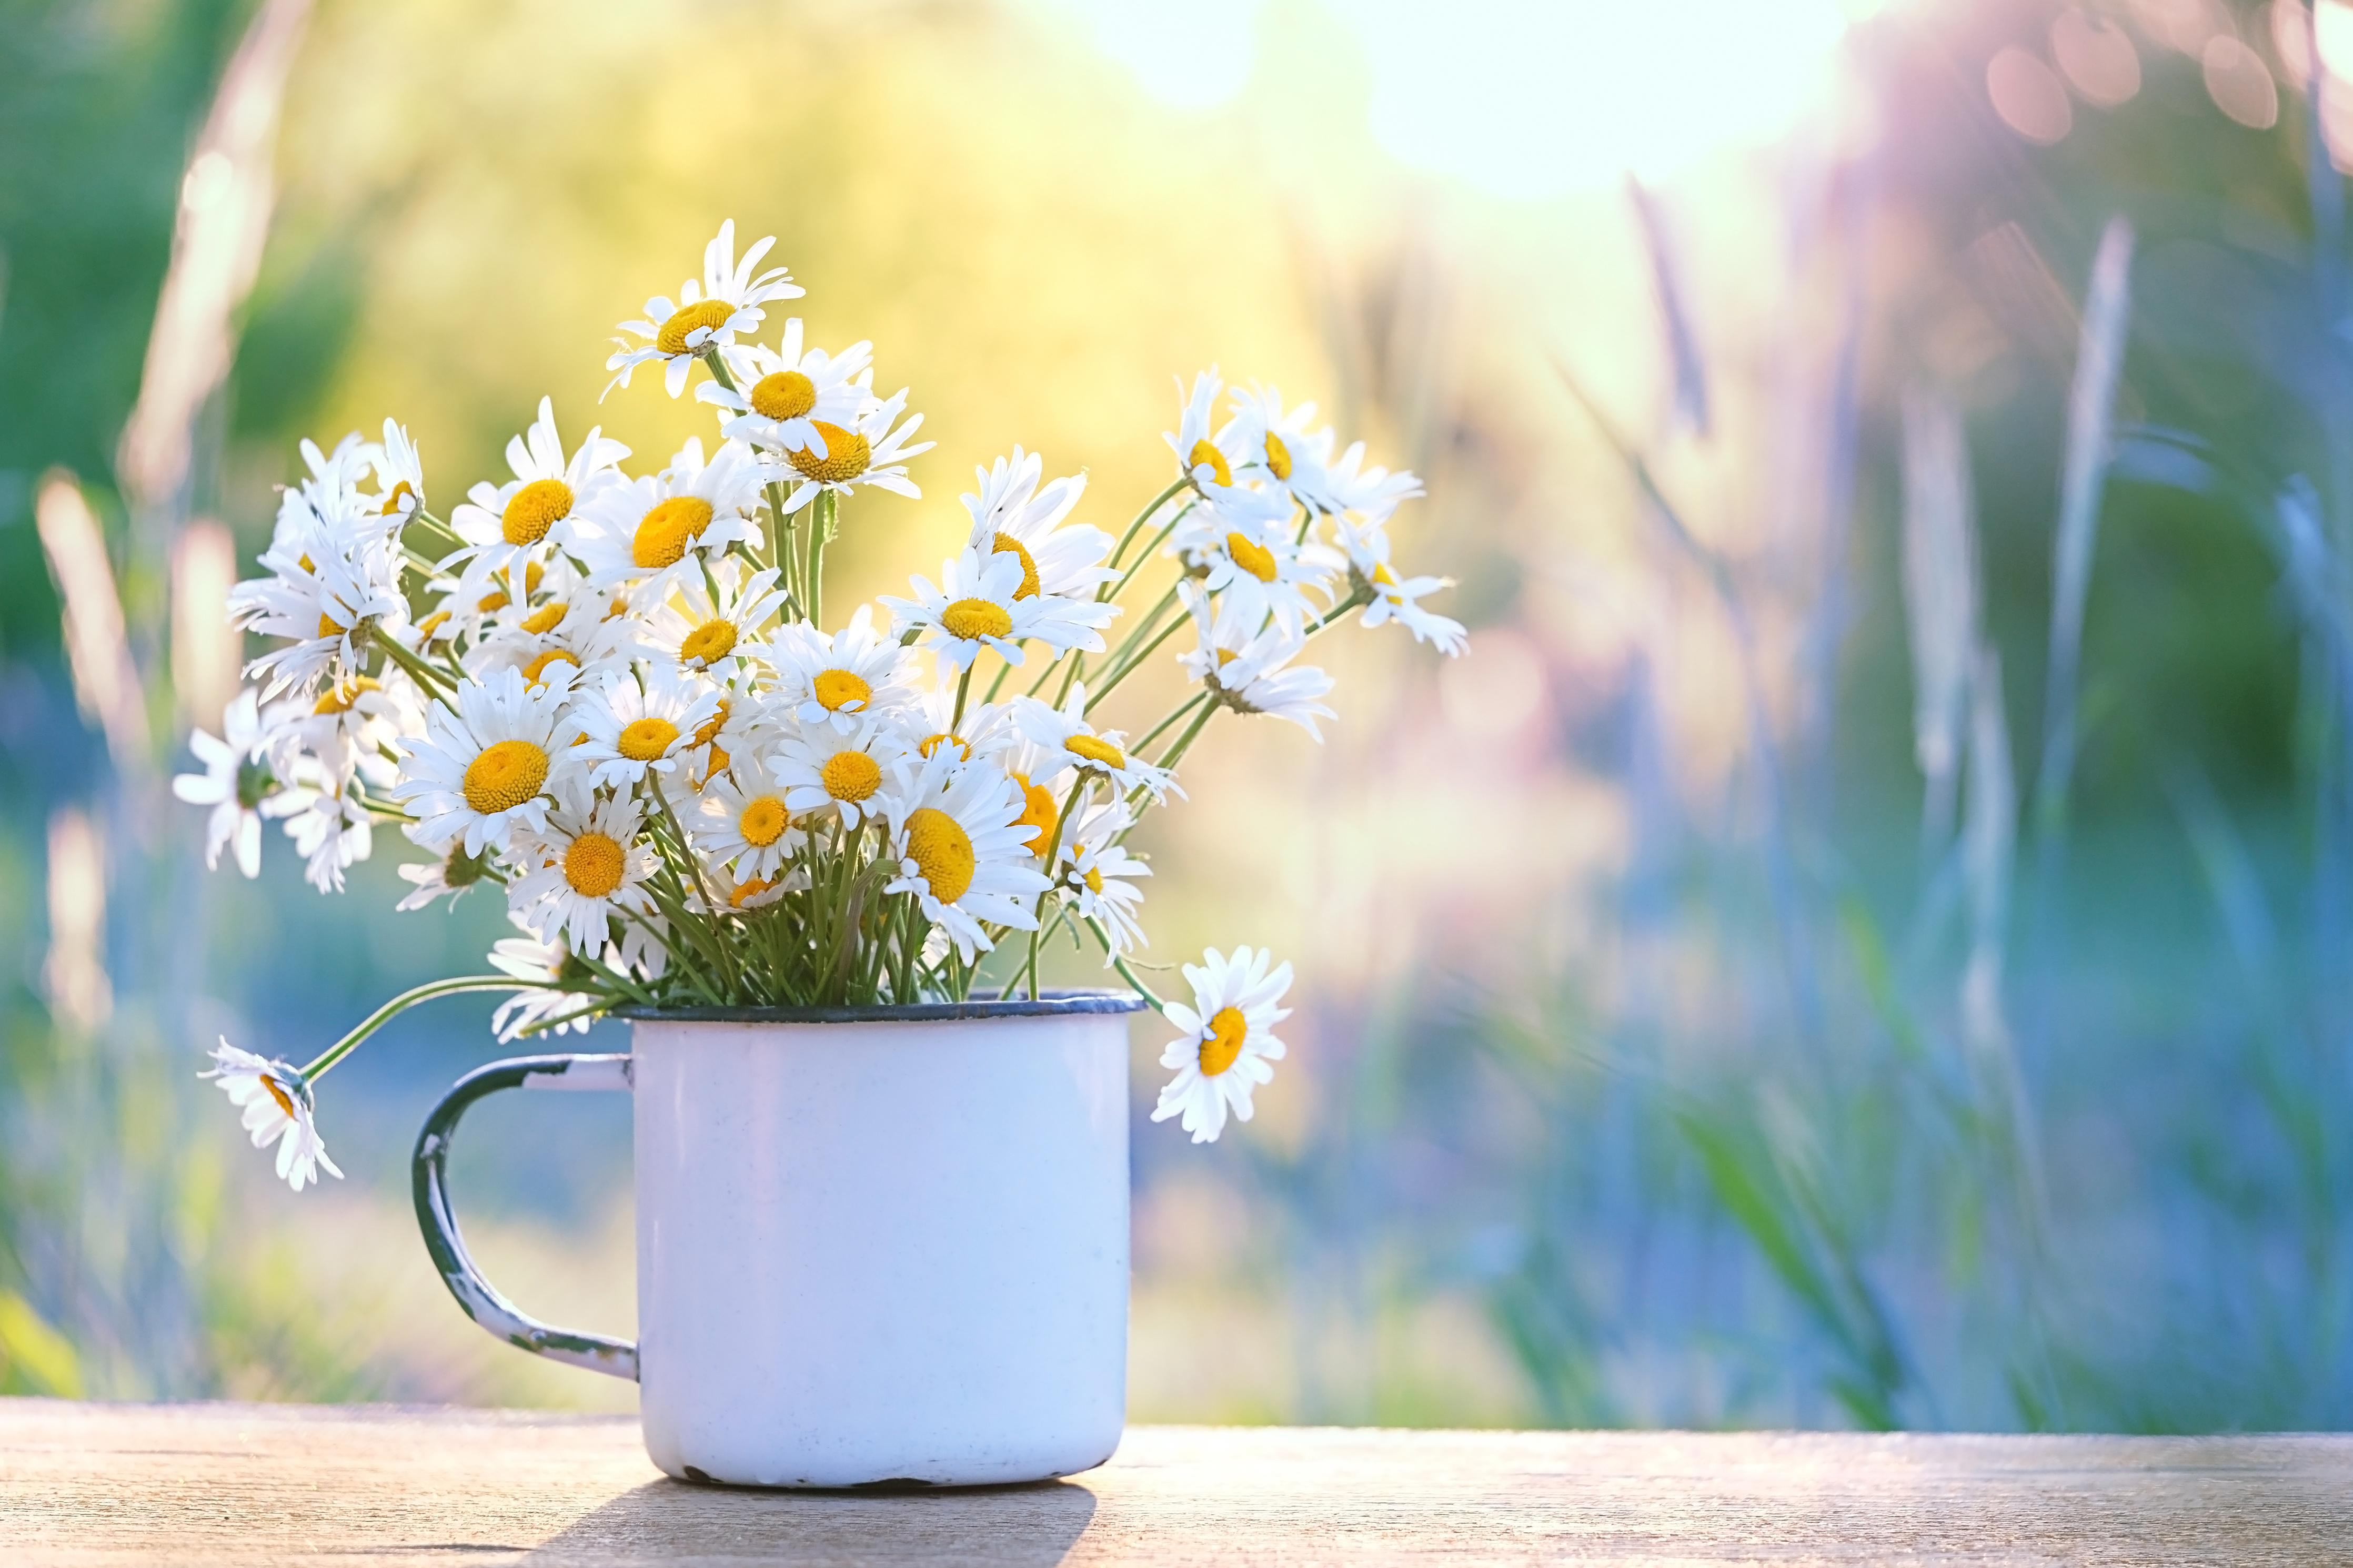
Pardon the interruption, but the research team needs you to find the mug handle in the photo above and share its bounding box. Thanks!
[410,1052,638,1382]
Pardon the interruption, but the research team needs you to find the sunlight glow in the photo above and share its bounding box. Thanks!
[1061,0,1881,199]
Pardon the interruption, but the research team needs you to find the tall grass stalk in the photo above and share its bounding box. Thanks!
[1900,387,1979,858]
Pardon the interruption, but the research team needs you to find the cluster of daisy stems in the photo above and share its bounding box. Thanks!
[176,222,1466,1188]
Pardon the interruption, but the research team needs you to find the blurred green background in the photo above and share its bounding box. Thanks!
[7,0,2352,1429]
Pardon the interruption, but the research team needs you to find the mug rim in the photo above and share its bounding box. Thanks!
[612,988,1150,1025]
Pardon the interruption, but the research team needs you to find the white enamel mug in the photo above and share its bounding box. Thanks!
[412,993,1142,1489]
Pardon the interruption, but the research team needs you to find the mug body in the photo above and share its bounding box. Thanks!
[629,1006,1131,1488]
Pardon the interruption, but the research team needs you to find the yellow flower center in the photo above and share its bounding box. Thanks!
[693,700,730,747]
[521,649,578,687]
[562,831,626,898]
[787,422,872,484]
[477,590,510,614]
[656,298,735,355]
[501,478,573,547]
[1011,773,1058,852]
[730,876,773,907]
[633,496,716,569]
[1213,648,1239,667]
[920,732,971,761]
[1188,438,1232,488]
[1226,532,1278,583]
[704,743,730,777]
[680,618,738,666]
[820,750,882,802]
[813,669,872,712]
[1198,1006,1249,1077]
[1084,866,1104,894]
[739,795,789,847]
[1263,431,1293,481]
[526,560,545,593]
[941,598,1013,641]
[750,369,818,421]
[1372,561,1399,590]
[260,1074,296,1119]
[991,532,1041,599]
[379,480,416,517]
[904,806,976,904]
[521,602,569,635]
[618,716,680,762]
[416,610,451,640]
[311,676,379,716]
[317,610,347,639]
[462,739,549,815]
[1065,734,1126,771]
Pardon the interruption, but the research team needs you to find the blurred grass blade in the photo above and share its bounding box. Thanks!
[1901,386,1979,856]
[0,1291,83,1397]
[2033,217,2135,847]
[1627,177,1710,439]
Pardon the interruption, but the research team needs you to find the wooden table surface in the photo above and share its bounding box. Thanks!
[3,1400,2350,1566]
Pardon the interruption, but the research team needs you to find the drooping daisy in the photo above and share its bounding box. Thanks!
[962,448,1117,603]
[364,417,427,524]
[395,844,497,911]
[765,605,920,733]
[1179,585,1337,738]
[770,712,915,831]
[1224,385,1338,511]
[1015,684,1179,802]
[772,385,932,515]
[278,670,420,790]
[1163,368,1249,497]
[488,926,597,1043]
[1057,797,1150,958]
[509,794,659,954]
[172,690,280,878]
[691,753,804,882]
[280,780,374,894]
[883,545,1115,673]
[1170,488,1338,639]
[232,519,408,700]
[1336,516,1468,656]
[440,398,629,605]
[701,320,877,458]
[203,1039,343,1192]
[1149,946,1293,1144]
[1321,441,1425,527]
[605,220,803,398]
[571,436,769,599]
[637,563,789,682]
[880,751,1053,960]
[570,665,725,792]
[393,664,583,856]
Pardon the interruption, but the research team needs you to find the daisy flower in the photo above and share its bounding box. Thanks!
[279,671,420,790]
[1337,516,1468,656]
[1179,585,1336,738]
[907,688,1019,765]
[440,398,629,605]
[488,926,597,1043]
[395,844,497,911]
[1149,946,1293,1144]
[509,794,659,955]
[1056,797,1150,958]
[172,690,280,878]
[880,751,1053,960]
[469,572,638,694]
[765,605,920,733]
[570,665,725,792]
[962,448,1117,602]
[1163,368,1249,497]
[1000,738,1074,856]
[571,436,768,599]
[1015,683,1179,801]
[1322,441,1425,526]
[772,386,932,516]
[638,563,789,682]
[883,545,1115,674]
[770,711,915,831]
[280,780,375,894]
[1225,385,1338,511]
[364,417,427,524]
[203,1039,343,1192]
[605,220,802,398]
[393,664,584,856]
[691,753,805,882]
[1170,488,1338,639]
[231,520,407,700]
[701,320,877,458]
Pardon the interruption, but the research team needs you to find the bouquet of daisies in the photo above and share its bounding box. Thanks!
[175,221,1467,1190]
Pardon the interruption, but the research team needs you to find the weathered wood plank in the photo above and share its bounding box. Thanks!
[1,1400,2349,1565]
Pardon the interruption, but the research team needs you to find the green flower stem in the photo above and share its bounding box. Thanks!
[298,975,541,1081]
[1132,689,1210,753]
[369,626,459,701]
[1083,595,1193,713]
[1106,508,1191,604]
[1089,923,1168,1014]
[808,489,836,628]
[951,660,976,727]
[1103,478,1190,581]
[647,773,740,995]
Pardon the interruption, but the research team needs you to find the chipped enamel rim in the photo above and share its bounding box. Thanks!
[614,989,1149,1025]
